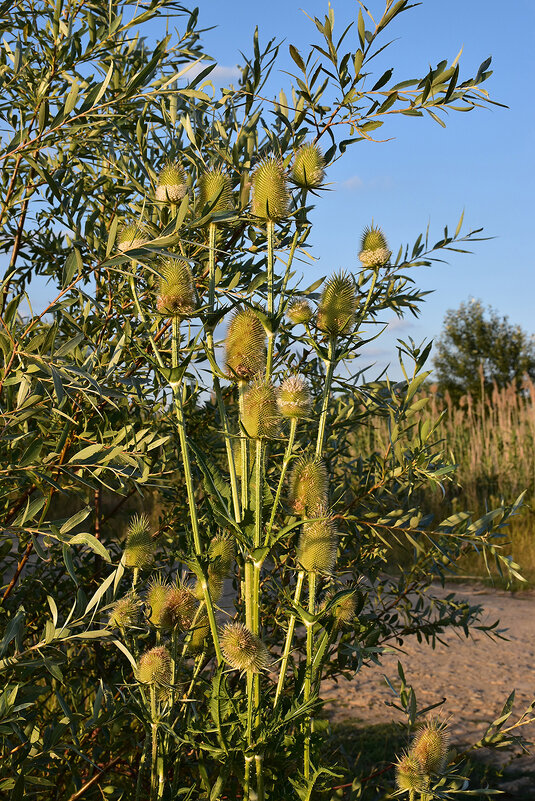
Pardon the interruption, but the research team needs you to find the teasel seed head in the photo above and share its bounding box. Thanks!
[251,157,289,221]
[117,222,149,252]
[220,622,270,672]
[124,514,154,570]
[225,308,266,382]
[330,590,358,626]
[287,298,313,325]
[241,379,280,439]
[395,751,425,793]
[156,257,196,318]
[194,535,236,601]
[189,613,210,653]
[108,592,141,629]
[277,376,311,419]
[292,143,325,189]
[136,645,172,695]
[358,225,391,268]
[156,161,187,203]
[146,576,170,628]
[198,168,233,215]
[160,582,198,631]
[289,456,328,516]
[297,507,338,573]
[412,720,449,775]
[316,271,358,336]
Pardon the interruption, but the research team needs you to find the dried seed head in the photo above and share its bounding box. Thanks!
[412,720,449,775]
[241,379,280,439]
[198,168,233,215]
[292,143,325,189]
[287,298,313,325]
[277,376,311,419]
[156,257,196,318]
[117,223,149,252]
[220,622,270,672]
[156,161,187,203]
[289,456,328,516]
[189,613,210,653]
[297,508,338,573]
[358,225,391,268]
[146,576,170,628]
[396,751,425,793]
[316,272,358,336]
[136,645,172,691]
[124,514,153,570]
[251,157,289,221]
[108,592,142,629]
[160,582,198,631]
[225,308,266,382]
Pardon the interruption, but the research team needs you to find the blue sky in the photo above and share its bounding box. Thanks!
[181,0,534,380]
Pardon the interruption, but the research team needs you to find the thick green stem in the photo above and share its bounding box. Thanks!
[255,754,265,801]
[315,337,336,459]
[266,416,297,542]
[150,687,158,801]
[266,219,275,380]
[304,571,316,782]
[273,570,305,709]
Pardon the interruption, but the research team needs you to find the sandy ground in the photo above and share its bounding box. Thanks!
[322,582,535,797]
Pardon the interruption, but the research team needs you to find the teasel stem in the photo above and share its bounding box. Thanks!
[315,337,337,459]
[276,228,299,316]
[244,752,253,801]
[312,627,336,690]
[273,570,305,709]
[150,686,158,801]
[129,272,166,371]
[255,754,265,801]
[238,382,249,519]
[266,219,275,381]
[132,567,139,590]
[135,731,151,801]
[266,416,298,542]
[303,571,316,782]
[171,317,223,665]
[252,439,265,798]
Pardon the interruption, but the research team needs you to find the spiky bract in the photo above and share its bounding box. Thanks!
[287,298,313,325]
[225,308,266,382]
[161,583,198,631]
[289,457,328,515]
[146,576,170,628]
[198,168,233,215]
[136,646,172,694]
[412,720,449,775]
[277,376,311,419]
[251,157,289,221]
[297,508,338,573]
[124,514,153,569]
[156,257,196,318]
[117,223,148,252]
[241,379,280,439]
[358,225,391,268]
[156,161,187,203]
[395,751,425,793]
[108,592,141,629]
[292,143,325,189]
[316,272,358,336]
[220,622,270,672]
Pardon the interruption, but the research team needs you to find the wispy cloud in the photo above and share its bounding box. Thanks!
[387,316,414,332]
[341,174,363,190]
[181,62,240,83]
[340,174,394,192]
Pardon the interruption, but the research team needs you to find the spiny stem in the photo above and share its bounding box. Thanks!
[150,686,158,801]
[304,571,316,782]
[266,219,275,380]
[266,416,298,542]
[273,570,305,709]
[277,228,300,316]
[315,337,336,459]
[255,754,265,801]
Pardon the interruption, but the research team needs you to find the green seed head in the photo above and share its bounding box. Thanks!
[146,576,170,628]
[292,143,325,189]
[241,379,280,439]
[136,645,172,692]
[225,308,266,382]
[220,622,270,672]
[156,257,196,318]
[189,613,210,653]
[108,592,141,629]
[330,590,358,625]
[317,272,358,336]
[287,298,313,325]
[278,376,311,419]
[412,720,449,775]
[117,222,149,252]
[156,161,187,203]
[289,456,328,516]
[124,514,154,570]
[297,508,338,573]
[208,535,236,577]
[251,157,289,221]
[160,582,198,631]
[198,168,233,215]
[358,225,391,268]
[396,751,425,793]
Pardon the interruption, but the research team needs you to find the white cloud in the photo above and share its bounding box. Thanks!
[181,62,240,83]
[386,316,414,332]
[341,174,364,190]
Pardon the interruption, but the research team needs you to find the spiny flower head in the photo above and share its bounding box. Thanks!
[412,720,449,775]
[277,376,311,419]
[156,161,187,203]
[358,224,391,268]
[160,582,198,631]
[316,272,358,336]
[156,257,196,318]
[292,143,325,189]
[146,576,170,628]
[289,456,328,516]
[225,308,266,382]
[117,222,149,252]
[198,168,233,215]
[241,379,280,439]
[329,589,358,625]
[136,645,171,692]
[108,592,141,629]
[287,298,313,325]
[220,622,270,672]
[297,508,338,573]
[395,751,425,793]
[124,514,153,570]
[251,157,289,221]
